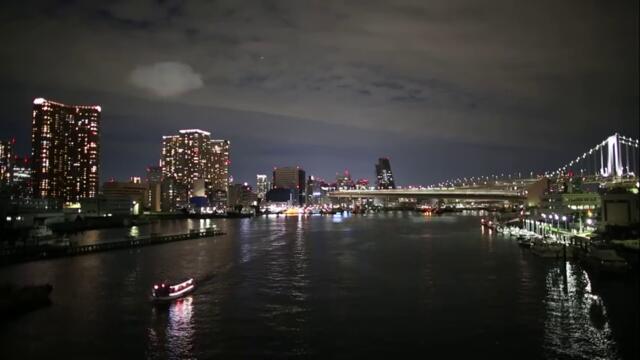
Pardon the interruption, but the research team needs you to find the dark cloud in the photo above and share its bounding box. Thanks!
[0,0,637,185]
[371,81,405,90]
[93,8,154,30]
[390,95,427,103]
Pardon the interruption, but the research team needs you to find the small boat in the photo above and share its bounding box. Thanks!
[584,249,629,274]
[517,236,533,248]
[28,225,56,245]
[151,278,195,301]
[531,241,564,258]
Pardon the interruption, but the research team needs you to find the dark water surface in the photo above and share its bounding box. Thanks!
[1,213,637,359]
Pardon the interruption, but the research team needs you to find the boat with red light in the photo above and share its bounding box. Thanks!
[151,278,195,301]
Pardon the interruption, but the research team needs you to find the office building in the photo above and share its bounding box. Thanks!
[80,179,147,216]
[207,188,228,210]
[273,166,305,190]
[31,98,101,204]
[375,158,396,189]
[145,166,162,212]
[273,166,306,205]
[102,179,147,214]
[228,183,257,210]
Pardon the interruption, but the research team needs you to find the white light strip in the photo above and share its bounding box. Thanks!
[169,284,194,297]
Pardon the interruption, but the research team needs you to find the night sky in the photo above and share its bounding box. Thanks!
[1,0,638,186]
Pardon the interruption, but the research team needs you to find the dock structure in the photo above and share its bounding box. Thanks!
[0,228,225,266]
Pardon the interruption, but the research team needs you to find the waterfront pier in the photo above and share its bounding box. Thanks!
[0,227,225,266]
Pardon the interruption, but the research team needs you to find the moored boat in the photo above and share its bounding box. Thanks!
[531,241,564,258]
[583,249,629,274]
[151,278,195,301]
[517,236,534,248]
[28,225,56,245]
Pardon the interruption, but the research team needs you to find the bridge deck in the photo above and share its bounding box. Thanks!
[328,189,525,200]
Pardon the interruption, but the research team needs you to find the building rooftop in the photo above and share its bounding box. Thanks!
[179,129,211,136]
[33,97,101,112]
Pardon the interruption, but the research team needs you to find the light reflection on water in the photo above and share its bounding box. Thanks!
[1,214,635,359]
[543,262,618,359]
[149,296,195,359]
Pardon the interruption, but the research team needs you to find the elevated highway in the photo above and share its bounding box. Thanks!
[328,188,525,201]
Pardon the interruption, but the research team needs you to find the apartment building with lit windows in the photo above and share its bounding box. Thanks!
[211,139,230,192]
[31,98,101,205]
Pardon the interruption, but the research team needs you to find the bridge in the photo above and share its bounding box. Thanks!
[328,188,525,201]
[328,133,639,202]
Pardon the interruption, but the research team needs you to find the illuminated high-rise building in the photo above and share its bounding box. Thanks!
[31,98,101,204]
[160,130,230,210]
[256,174,269,199]
[12,156,33,199]
[211,139,230,191]
[336,170,355,190]
[355,178,370,190]
[161,129,213,203]
[0,139,15,185]
[306,175,326,205]
[375,158,396,189]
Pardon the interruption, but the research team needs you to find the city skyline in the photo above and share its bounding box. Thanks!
[1,2,638,359]
[5,104,639,189]
[1,1,638,185]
